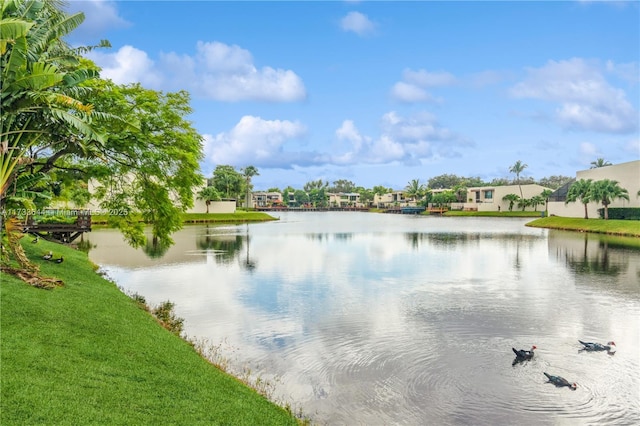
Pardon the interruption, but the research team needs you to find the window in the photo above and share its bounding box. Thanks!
[484,190,493,199]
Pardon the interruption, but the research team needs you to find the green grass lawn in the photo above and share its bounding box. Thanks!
[1,238,299,425]
[526,216,640,238]
[442,210,543,217]
[91,211,277,225]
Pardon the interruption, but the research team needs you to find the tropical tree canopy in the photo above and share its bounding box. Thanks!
[84,81,203,247]
[211,165,244,200]
[502,193,520,211]
[197,186,221,214]
[241,165,259,208]
[328,179,356,193]
[590,158,612,169]
[405,179,425,201]
[565,179,593,219]
[1,1,205,282]
[509,160,528,198]
[589,179,629,220]
[1,0,108,211]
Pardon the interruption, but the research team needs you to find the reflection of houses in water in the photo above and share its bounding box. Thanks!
[87,226,250,268]
[548,230,640,296]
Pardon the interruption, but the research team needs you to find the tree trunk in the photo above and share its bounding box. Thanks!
[583,202,588,219]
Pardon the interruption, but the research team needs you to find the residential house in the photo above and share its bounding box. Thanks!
[547,160,640,218]
[328,192,361,208]
[460,184,551,212]
[373,191,408,208]
[252,191,283,208]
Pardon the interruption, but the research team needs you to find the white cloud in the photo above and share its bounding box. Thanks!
[340,11,376,36]
[390,82,433,103]
[89,41,307,102]
[579,142,599,157]
[510,58,638,134]
[402,69,457,87]
[390,68,456,103]
[605,60,640,85]
[332,111,470,166]
[88,45,163,87]
[205,116,327,169]
[67,0,130,39]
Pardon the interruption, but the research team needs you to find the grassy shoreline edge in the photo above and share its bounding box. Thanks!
[524,216,640,238]
[0,237,303,425]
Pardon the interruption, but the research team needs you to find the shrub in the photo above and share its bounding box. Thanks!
[151,301,185,336]
[598,208,640,220]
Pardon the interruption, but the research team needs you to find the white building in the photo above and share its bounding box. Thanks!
[547,160,640,218]
[459,184,551,212]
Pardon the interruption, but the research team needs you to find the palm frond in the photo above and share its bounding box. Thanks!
[62,68,99,87]
[48,107,105,144]
[0,18,33,54]
[10,61,62,90]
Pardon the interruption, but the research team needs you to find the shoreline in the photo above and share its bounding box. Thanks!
[0,238,303,425]
[525,216,640,238]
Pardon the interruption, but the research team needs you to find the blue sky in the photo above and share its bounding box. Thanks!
[66,0,639,191]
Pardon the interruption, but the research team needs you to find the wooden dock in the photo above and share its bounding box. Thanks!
[427,208,448,215]
[22,211,91,243]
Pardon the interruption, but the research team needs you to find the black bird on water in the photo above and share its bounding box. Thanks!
[512,345,536,361]
[42,251,53,260]
[544,372,577,390]
[53,256,64,264]
[579,340,615,353]
[32,235,39,243]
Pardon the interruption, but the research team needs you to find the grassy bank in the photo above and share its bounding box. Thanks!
[91,211,278,225]
[526,216,640,238]
[442,210,543,217]
[0,238,299,425]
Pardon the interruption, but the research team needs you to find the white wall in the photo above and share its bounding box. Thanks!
[548,160,640,218]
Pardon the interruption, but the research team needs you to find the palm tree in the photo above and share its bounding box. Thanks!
[509,160,528,199]
[540,189,553,215]
[405,179,425,204]
[530,195,545,212]
[502,193,520,212]
[197,186,221,213]
[241,165,259,209]
[589,179,629,220]
[590,158,612,169]
[1,1,108,282]
[517,197,531,211]
[565,179,593,219]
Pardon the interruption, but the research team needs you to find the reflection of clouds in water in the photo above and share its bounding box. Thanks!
[90,215,640,425]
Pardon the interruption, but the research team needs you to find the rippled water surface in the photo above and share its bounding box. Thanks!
[87,213,640,425]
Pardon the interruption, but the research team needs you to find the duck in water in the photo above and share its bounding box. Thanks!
[42,251,53,260]
[53,256,64,264]
[512,345,536,363]
[544,372,577,390]
[579,340,615,353]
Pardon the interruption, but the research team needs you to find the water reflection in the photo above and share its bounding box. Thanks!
[87,213,640,425]
[549,230,639,297]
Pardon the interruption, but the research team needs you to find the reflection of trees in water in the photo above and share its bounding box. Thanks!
[143,237,170,259]
[75,239,96,253]
[403,232,537,249]
[196,232,243,265]
[306,233,328,242]
[243,224,257,273]
[334,233,353,241]
[195,226,257,271]
[565,237,623,276]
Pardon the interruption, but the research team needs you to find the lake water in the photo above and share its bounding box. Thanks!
[87,212,640,425]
